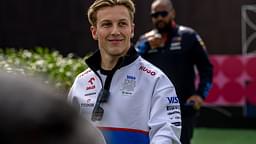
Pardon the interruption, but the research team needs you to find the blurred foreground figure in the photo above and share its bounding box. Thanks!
[0,71,105,144]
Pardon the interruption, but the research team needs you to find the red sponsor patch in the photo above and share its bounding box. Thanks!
[139,65,156,76]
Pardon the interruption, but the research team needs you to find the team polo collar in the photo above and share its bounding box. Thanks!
[85,46,139,73]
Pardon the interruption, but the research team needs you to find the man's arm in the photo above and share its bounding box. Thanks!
[191,33,213,101]
[148,76,181,144]
[135,35,150,55]
[135,30,163,55]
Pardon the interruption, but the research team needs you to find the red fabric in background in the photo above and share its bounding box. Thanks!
[205,55,256,106]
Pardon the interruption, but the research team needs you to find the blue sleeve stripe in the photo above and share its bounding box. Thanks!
[98,127,150,144]
[202,82,212,98]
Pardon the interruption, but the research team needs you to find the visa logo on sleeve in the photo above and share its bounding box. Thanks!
[166,97,179,104]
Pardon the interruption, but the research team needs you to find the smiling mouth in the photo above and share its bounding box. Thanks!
[109,39,123,41]
[108,39,123,44]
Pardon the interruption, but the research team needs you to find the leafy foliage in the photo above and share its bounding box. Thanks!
[0,47,87,90]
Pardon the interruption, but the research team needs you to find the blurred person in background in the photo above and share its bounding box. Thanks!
[68,0,181,144]
[135,0,213,144]
[0,71,105,144]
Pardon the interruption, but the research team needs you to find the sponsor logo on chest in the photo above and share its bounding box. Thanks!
[84,76,97,97]
[86,77,96,90]
[169,36,182,50]
[81,98,95,108]
[120,75,136,96]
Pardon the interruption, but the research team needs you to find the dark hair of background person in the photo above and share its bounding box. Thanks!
[0,71,105,144]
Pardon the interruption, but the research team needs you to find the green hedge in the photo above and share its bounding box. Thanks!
[0,47,88,90]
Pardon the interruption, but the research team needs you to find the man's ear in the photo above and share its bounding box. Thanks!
[90,26,98,40]
[170,9,176,19]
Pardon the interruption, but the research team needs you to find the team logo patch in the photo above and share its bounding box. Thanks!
[166,105,180,111]
[169,42,181,50]
[120,75,136,96]
[81,98,95,108]
[169,36,182,50]
[172,36,182,42]
[86,77,96,90]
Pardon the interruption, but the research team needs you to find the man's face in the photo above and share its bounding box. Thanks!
[151,1,175,32]
[90,5,134,58]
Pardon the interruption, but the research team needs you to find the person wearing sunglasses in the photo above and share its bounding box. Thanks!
[68,0,181,144]
[135,0,213,144]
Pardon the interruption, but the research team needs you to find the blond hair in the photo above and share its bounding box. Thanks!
[88,0,135,26]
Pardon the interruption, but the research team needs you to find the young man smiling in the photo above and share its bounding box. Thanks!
[68,0,181,144]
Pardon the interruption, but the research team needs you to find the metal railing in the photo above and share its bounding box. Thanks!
[241,5,256,55]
